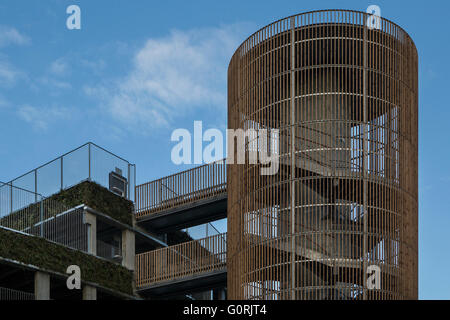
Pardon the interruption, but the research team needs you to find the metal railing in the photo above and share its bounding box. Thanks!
[0,287,35,300]
[183,219,226,240]
[97,239,122,261]
[135,159,226,219]
[0,182,129,265]
[5,142,136,201]
[136,233,227,288]
[0,182,88,252]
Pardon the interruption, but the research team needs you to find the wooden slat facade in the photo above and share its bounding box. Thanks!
[227,10,418,300]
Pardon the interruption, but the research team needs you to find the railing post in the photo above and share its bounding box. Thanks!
[88,143,91,181]
[39,196,44,237]
[128,164,131,200]
[34,170,38,202]
[9,183,12,215]
[60,157,63,191]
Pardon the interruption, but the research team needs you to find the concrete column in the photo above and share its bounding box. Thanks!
[84,212,97,255]
[132,213,136,228]
[218,289,226,300]
[82,285,97,300]
[121,229,135,271]
[34,271,50,300]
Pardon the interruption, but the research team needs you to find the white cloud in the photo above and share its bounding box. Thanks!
[17,105,70,130]
[86,23,252,132]
[81,58,106,75]
[0,59,22,86]
[49,58,69,76]
[39,76,72,90]
[0,25,29,86]
[0,25,30,47]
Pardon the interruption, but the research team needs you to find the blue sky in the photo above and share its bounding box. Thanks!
[0,0,448,299]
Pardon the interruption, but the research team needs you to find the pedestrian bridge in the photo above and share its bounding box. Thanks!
[134,159,227,232]
[135,233,227,297]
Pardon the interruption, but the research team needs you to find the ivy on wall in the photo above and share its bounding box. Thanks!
[0,181,134,229]
[0,227,133,295]
[50,181,134,226]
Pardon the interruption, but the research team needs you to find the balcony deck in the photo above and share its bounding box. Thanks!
[136,233,227,297]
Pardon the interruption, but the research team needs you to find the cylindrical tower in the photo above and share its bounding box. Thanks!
[227,10,418,300]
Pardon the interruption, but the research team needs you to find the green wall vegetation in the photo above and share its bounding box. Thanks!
[0,181,134,230]
[50,181,134,226]
[0,227,133,295]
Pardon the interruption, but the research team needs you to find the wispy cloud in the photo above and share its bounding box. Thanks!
[39,76,72,91]
[81,58,106,75]
[0,26,29,86]
[17,105,70,130]
[0,25,30,47]
[85,23,252,132]
[49,58,69,76]
[0,58,22,86]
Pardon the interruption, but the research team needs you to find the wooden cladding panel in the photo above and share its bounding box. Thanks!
[227,10,418,300]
